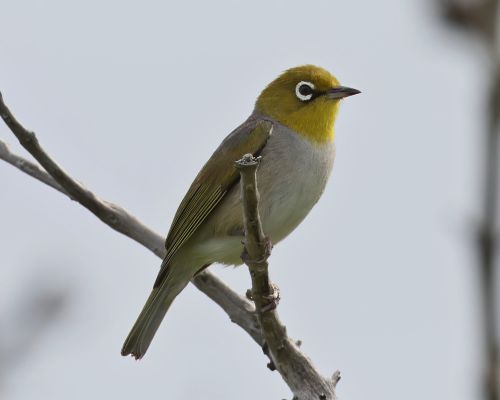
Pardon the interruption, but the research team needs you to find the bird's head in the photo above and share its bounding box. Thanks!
[255,65,360,143]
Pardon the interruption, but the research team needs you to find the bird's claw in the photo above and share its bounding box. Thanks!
[246,282,280,312]
[261,282,280,312]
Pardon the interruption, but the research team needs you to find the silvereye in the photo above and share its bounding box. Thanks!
[122,65,360,359]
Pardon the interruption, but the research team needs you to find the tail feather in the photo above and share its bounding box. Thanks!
[121,263,192,359]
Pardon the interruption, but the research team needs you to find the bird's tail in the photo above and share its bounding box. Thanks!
[121,261,192,359]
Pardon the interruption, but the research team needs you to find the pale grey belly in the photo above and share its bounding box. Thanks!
[187,123,335,266]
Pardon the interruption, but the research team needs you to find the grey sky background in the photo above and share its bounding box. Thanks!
[0,1,491,399]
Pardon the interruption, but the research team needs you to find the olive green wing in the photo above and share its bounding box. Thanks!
[154,119,272,287]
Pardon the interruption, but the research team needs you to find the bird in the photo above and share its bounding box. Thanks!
[121,65,360,359]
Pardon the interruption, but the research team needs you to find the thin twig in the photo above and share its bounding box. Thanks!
[0,140,65,193]
[0,91,262,348]
[236,154,337,400]
[0,92,164,258]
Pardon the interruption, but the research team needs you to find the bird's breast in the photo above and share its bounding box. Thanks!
[187,121,335,267]
[256,123,336,243]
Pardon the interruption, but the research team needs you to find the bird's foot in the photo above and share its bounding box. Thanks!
[246,282,280,311]
[261,282,280,312]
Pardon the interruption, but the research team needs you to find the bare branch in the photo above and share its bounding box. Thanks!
[0,139,65,194]
[331,370,341,388]
[0,92,165,258]
[236,154,337,400]
[0,91,262,347]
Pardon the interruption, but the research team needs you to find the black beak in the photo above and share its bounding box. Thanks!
[326,86,361,99]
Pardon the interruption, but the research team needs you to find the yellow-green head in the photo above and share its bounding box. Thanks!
[256,65,360,143]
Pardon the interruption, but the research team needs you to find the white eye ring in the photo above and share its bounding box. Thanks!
[295,81,315,101]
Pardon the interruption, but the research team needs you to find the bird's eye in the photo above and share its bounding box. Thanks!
[295,81,315,101]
